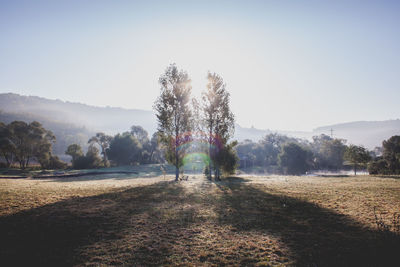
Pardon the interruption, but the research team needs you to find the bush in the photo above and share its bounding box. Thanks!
[278,143,311,175]
[368,158,388,175]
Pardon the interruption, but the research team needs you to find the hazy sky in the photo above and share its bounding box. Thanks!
[1,0,399,131]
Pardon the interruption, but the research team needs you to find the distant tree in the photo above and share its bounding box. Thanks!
[261,133,298,167]
[72,145,102,169]
[6,121,55,169]
[382,135,400,174]
[0,122,15,167]
[201,72,235,180]
[154,64,194,181]
[65,144,84,162]
[368,157,388,175]
[88,132,112,166]
[46,155,67,169]
[278,143,310,175]
[149,132,164,163]
[215,141,239,176]
[344,145,371,175]
[312,135,347,170]
[107,133,142,166]
[236,139,257,169]
[130,125,149,144]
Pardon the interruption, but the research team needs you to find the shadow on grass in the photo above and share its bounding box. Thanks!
[0,181,189,266]
[213,179,400,266]
[0,178,399,266]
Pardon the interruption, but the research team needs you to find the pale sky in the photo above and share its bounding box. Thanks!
[1,0,399,131]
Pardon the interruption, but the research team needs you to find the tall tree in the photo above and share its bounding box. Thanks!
[130,125,149,144]
[107,132,142,166]
[278,142,311,175]
[154,64,193,181]
[201,72,235,180]
[0,122,15,167]
[382,135,400,174]
[6,121,55,169]
[88,132,112,166]
[344,145,371,175]
[65,144,84,162]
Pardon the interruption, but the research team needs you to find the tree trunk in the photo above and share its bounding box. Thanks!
[354,164,357,175]
[175,134,179,181]
[208,126,213,180]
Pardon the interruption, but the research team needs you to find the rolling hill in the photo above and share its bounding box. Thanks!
[1,93,399,156]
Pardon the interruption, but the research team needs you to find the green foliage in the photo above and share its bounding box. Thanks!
[0,121,56,169]
[154,64,194,180]
[215,141,239,176]
[65,144,84,161]
[72,145,102,169]
[382,135,400,174]
[44,155,67,169]
[201,72,235,179]
[66,143,102,169]
[368,135,400,175]
[107,132,142,166]
[344,145,371,175]
[236,134,303,173]
[278,143,311,175]
[368,158,388,175]
[311,134,346,170]
[0,110,93,158]
[88,132,113,166]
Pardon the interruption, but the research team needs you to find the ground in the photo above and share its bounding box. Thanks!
[0,173,399,266]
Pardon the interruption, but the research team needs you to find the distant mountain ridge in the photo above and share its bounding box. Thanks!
[1,93,399,150]
[0,93,156,134]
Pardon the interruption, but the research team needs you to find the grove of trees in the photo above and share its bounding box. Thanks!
[154,64,238,180]
[2,65,400,178]
[368,135,400,175]
[66,126,164,169]
[0,121,65,169]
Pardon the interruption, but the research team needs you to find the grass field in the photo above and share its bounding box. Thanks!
[0,174,399,266]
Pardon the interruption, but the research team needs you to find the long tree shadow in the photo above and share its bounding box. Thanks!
[0,181,194,266]
[213,178,400,266]
[1,177,399,266]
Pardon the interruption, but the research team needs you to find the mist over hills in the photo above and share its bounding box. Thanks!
[1,93,399,153]
[0,93,156,135]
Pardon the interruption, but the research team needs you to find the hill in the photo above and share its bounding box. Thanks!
[314,120,400,149]
[0,93,156,134]
[1,93,399,152]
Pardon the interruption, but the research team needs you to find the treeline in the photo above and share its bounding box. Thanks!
[236,133,349,175]
[66,126,164,169]
[368,136,400,175]
[236,133,400,175]
[0,121,66,169]
[0,110,93,159]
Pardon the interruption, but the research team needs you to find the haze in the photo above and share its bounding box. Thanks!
[1,0,399,131]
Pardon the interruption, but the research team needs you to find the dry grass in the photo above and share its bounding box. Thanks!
[0,174,399,266]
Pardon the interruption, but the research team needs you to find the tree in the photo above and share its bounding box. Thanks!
[344,145,371,175]
[148,132,164,163]
[65,144,84,162]
[154,64,194,181]
[6,121,55,169]
[382,135,400,174]
[107,132,142,166]
[215,141,239,176]
[130,125,149,145]
[201,72,235,180]
[0,122,15,167]
[311,134,347,170]
[278,143,310,175]
[88,132,112,166]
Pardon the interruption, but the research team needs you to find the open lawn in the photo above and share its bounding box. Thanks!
[0,174,399,266]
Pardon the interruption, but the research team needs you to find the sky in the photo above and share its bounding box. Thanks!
[1,0,399,131]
